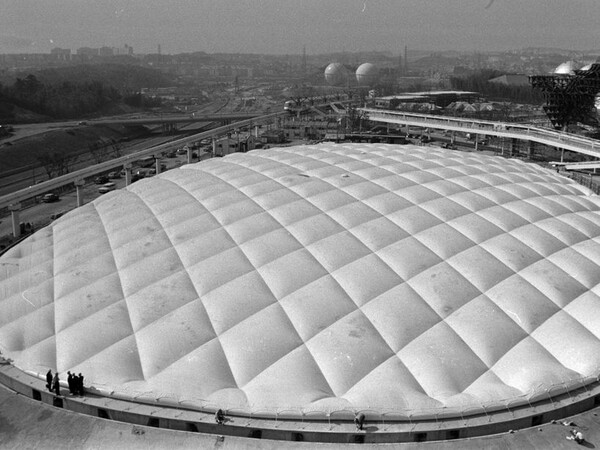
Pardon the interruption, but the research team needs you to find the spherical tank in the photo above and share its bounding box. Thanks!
[324,63,348,86]
[355,63,379,86]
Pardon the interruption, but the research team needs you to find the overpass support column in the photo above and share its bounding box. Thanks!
[560,148,565,163]
[9,203,22,238]
[474,135,479,151]
[155,156,161,175]
[527,141,535,159]
[75,179,85,207]
[187,146,193,164]
[124,163,132,186]
[510,138,518,157]
[212,138,217,157]
[254,125,259,138]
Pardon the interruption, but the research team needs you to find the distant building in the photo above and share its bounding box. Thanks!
[75,47,99,62]
[214,133,259,156]
[99,47,114,57]
[50,47,71,61]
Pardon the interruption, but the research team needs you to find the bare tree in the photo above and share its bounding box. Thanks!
[88,140,109,164]
[37,152,78,179]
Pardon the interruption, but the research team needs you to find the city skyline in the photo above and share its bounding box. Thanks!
[1,0,600,56]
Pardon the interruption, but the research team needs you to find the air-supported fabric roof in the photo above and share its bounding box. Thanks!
[2,143,600,419]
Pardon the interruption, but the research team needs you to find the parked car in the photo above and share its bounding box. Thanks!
[131,173,144,182]
[98,182,116,194]
[108,171,121,179]
[50,211,65,220]
[135,168,154,178]
[94,175,109,184]
[42,193,59,203]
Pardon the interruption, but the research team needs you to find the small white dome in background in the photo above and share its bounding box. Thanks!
[553,61,578,75]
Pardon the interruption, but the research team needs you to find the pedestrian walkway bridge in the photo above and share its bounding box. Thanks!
[360,108,600,160]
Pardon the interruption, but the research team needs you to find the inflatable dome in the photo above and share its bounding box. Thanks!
[2,143,600,419]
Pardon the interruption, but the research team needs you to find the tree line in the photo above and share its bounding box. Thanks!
[0,64,169,120]
[0,74,122,119]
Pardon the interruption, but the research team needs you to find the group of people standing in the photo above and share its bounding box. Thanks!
[45,370,85,397]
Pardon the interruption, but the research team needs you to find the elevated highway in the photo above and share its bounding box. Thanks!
[361,108,600,159]
[88,112,261,126]
[0,112,284,233]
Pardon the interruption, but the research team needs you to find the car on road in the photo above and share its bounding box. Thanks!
[42,193,59,203]
[108,171,121,179]
[94,175,109,184]
[50,211,65,220]
[98,182,116,194]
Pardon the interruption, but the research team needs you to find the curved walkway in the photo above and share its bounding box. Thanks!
[2,359,600,447]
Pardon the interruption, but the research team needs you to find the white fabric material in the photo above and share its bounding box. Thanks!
[2,143,600,416]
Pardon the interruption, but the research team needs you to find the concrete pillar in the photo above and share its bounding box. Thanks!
[75,179,85,207]
[155,157,161,175]
[9,203,21,238]
[212,138,217,157]
[186,146,193,164]
[527,141,535,159]
[560,148,565,163]
[510,138,518,157]
[124,163,132,186]
[474,135,479,151]
[254,125,259,138]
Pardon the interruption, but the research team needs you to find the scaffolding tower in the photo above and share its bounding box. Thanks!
[530,63,600,130]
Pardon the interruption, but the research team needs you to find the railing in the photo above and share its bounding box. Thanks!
[54,372,599,425]
[361,108,600,158]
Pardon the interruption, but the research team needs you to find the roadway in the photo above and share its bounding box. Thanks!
[361,108,600,159]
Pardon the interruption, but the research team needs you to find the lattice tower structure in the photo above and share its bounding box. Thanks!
[530,63,600,130]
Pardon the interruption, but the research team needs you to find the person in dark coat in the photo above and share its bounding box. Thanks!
[46,369,53,392]
[52,372,60,396]
[77,373,85,396]
[67,371,74,395]
[355,413,365,431]
[215,409,225,425]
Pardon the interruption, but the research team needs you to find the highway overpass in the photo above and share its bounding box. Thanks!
[3,107,600,240]
[0,112,285,238]
[87,112,261,127]
[361,108,600,159]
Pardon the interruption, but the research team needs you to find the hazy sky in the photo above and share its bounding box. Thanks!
[1,0,599,55]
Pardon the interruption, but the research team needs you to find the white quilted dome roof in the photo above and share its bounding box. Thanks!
[2,143,600,418]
